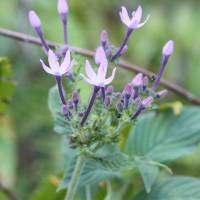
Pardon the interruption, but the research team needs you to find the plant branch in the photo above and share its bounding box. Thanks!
[0,180,21,200]
[0,28,200,105]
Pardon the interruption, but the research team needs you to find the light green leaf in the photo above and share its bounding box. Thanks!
[125,106,200,163]
[131,176,200,200]
[48,85,73,135]
[138,165,158,193]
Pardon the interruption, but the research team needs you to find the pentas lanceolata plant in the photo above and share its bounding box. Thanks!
[29,1,174,199]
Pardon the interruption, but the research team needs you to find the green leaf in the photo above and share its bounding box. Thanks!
[125,106,200,162]
[137,165,158,193]
[131,176,200,200]
[48,85,73,135]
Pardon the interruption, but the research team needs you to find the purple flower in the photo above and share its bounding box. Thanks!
[119,6,150,29]
[57,0,68,14]
[80,59,116,87]
[162,40,174,56]
[95,47,106,66]
[29,11,41,28]
[40,50,74,76]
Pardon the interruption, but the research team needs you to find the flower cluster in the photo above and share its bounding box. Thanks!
[28,0,174,150]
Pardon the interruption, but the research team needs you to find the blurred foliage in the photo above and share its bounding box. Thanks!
[0,0,200,199]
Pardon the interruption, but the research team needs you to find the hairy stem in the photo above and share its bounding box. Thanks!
[35,27,49,52]
[61,14,68,45]
[55,76,66,105]
[65,154,86,200]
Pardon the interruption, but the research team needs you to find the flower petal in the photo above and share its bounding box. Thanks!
[60,50,70,72]
[137,14,150,28]
[129,20,138,29]
[119,11,127,25]
[121,7,130,24]
[40,59,53,75]
[105,68,116,85]
[135,5,142,23]
[97,59,108,79]
[85,60,97,80]
[62,59,75,74]
[80,74,96,85]
[48,50,59,70]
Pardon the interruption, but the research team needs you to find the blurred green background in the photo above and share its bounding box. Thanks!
[1,0,200,199]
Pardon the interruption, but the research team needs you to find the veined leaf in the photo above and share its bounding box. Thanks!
[48,85,73,135]
[131,176,200,200]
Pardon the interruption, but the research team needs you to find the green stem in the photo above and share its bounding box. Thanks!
[104,180,112,200]
[65,154,86,200]
[110,121,127,138]
[91,143,102,153]
[85,185,91,200]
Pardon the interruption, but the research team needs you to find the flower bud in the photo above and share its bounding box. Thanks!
[119,45,128,56]
[55,51,63,60]
[116,102,123,111]
[95,47,106,66]
[143,76,148,91]
[78,110,84,117]
[124,83,133,109]
[67,99,73,109]
[29,11,41,29]
[141,97,153,109]
[104,96,111,108]
[106,85,113,95]
[106,49,112,58]
[61,105,70,120]
[115,92,121,99]
[133,98,141,106]
[99,89,103,97]
[145,89,150,95]
[101,30,109,50]
[162,40,174,56]
[60,45,69,55]
[154,90,168,100]
[57,0,68,15]
[72,91,79,111]
[132,73,143,89]
[64,70,76,82]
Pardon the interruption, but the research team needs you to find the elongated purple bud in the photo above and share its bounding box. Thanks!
[104,96,111,108]
[143,76,148,91]
[106,86,113,95]
[64,70,76,82]
[61,105,70,120]
[154,90,168,100]
[132,73,143,99]
[57,0,68,15]
[67,99,73,109]
[101,30,109,50]
[29,11,41,28]
[152,40,174,92]
[124,83,133,109]
[119,45,128,57]
[133,98,141,106]
[116,102,123,111]
[106,49,112,58]
[115,92,121,99]
[131,97,153,121]
[72,91,79,111]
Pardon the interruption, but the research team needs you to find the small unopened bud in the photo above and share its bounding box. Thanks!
[119,45,128,56]
[99,89,103,97]
[60,45,69,55]
[57,0,68,15]
[95,47,106,66]
[143,76,148,91]
[116,102,123,111]
[61,105,70,120]
[115,92,121,99]
[124,83,133,109]
[106,86,113,95]
[67,99,73,109]
[132,73,143,99]
[64,70,76,82]
[104,96,111,108]
[101,30,109,50]
[106,49,112,58]
[133,98,141,106]
[70,144,77,149]
[78,110,84,117]
[72,91,79,111]
[55,51,63,60]
[154,90,168,100]
[29,11,41,29]
[141,97,153,109]
[145,89,150,95]
[162,40,174,56]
